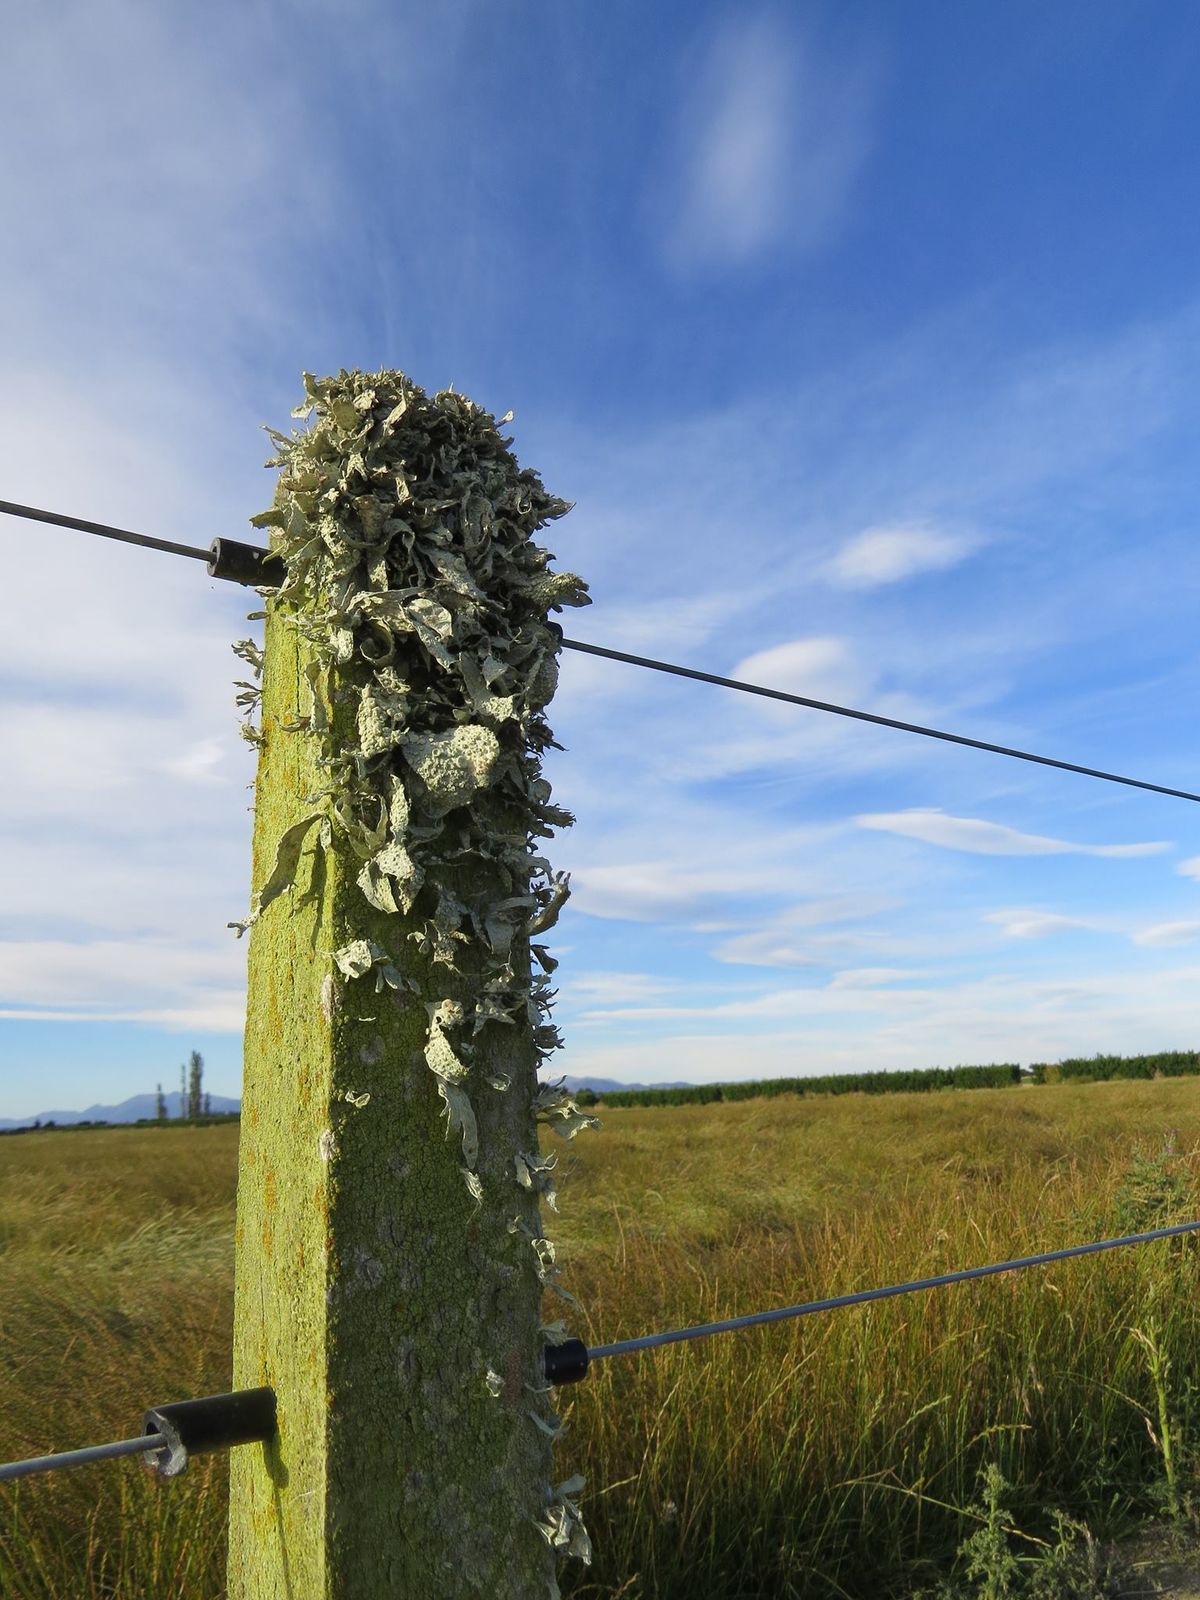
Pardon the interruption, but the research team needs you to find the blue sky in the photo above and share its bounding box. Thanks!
[1,1,1199,1118]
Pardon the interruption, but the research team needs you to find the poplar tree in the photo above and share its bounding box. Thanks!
[227,370,596,1599]
[188,1049,204,1120]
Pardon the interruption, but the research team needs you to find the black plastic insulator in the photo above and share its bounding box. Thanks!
[207,538,287,587]
[542,1338,590,1386]
[142,1386,277,1479]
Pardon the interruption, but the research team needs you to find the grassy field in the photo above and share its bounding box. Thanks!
[3,1079,1200,1597]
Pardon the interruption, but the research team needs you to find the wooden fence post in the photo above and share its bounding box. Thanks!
[226,370,595,1598]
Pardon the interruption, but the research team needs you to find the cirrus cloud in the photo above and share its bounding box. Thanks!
[730,636,870,705]
[824,524,976,588]
[986,909,1098,939]
[857,808,1171,858]
[652,13,877,272]
[1133,921,1200,948]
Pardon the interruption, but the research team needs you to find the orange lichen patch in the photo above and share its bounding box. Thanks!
[267,981,285,1043]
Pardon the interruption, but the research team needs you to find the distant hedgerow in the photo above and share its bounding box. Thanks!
[1028,1051,1200,1086]
[595,1063,1022,1109]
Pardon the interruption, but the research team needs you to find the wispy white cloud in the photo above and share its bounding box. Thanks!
[714,896,901,968]
[553,589,764,718]
[567,972,680,1006]
[823,524,977,588]
[569,862,745,924]
[1178,857,1200,881]
[0,1003,246,1031]
[634,629,971,789]
[160,738,230,785]
[730,637,870,705]
[858,809,1171,859]
[569,844,847,925]
[986,908,1200,950]
[1132,921,1200,949]
[828,966,936,988]
[986,909,1098,939]
[676,17,792,265]
[652,13,876,271]
[0,937,246,1031]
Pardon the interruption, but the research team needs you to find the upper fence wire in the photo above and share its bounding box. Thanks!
[4,496,1199,805]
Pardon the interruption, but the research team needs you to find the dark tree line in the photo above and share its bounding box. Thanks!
[1029,1051,1200,1084]
[587,1062,1022,1109]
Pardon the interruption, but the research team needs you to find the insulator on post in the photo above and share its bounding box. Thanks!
[142,1386,277,1479]
[542,1338,590,1386]
[207,538,287,588]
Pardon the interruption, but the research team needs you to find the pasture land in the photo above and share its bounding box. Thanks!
[3,1080,1200,1596]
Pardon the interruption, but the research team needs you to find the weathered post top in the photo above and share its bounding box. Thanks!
[227,369,595,1599]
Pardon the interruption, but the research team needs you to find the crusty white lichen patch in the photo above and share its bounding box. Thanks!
[230,369,598,1583]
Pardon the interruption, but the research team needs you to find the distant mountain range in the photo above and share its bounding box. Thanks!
[0,1077,690,1130]
[558,1076,693,1094]
[0,1091,242,1131]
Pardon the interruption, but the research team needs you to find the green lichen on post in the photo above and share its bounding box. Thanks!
[227,370,596,1599]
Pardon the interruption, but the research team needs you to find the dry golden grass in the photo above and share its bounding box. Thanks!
[3,1081,1200,1596]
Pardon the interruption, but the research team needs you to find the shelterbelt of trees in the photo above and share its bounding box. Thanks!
[584,1050,1200,1108]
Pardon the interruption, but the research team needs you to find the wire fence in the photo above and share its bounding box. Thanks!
[1,494,1198,1491]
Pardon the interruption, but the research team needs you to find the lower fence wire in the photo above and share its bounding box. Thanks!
[3,1227,1198,1475]
[541,1218,1200,1384]
[0,1434,169,1483]
[0,1388,277,1484]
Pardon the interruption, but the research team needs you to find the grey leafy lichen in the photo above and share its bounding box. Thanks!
[232,368,599,1588]
[233,637,266,750]
[536,1474,593,1600]
[237,368,592,1105]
